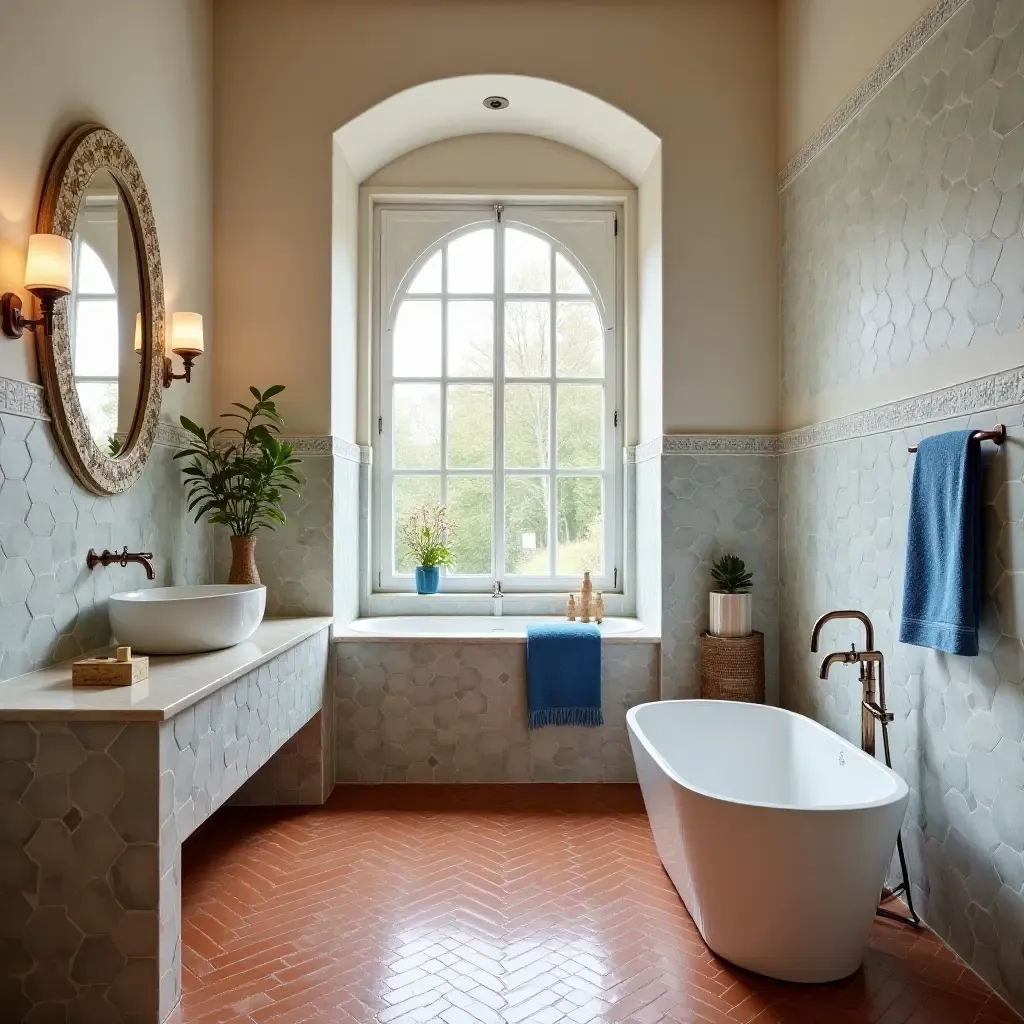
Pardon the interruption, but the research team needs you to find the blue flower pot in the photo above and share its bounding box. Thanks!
[415,565,440,595]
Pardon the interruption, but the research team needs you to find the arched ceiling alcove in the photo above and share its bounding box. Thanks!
[334,74,661,184]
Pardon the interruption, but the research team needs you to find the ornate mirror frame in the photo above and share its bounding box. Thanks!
[36,124,164,495]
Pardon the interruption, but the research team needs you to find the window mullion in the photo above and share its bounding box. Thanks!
[494,211,506,584]
[548,241,557,579]
[440,242,448,509]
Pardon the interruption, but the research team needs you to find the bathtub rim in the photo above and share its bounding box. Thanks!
[627,700,909,814]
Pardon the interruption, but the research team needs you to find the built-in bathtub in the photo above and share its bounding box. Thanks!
[334,616,660,783]
[627,699,908,983]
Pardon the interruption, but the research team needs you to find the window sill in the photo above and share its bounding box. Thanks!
[365,591,634,618]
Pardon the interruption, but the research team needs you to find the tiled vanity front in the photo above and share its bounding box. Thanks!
[333,636,660,783]
[0,618,331,1023]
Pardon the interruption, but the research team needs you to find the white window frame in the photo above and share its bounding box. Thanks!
[373,201,624,596]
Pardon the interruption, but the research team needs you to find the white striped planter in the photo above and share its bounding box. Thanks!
[709,592,752,638]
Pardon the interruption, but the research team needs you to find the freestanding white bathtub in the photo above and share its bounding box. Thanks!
[627,700,909,983]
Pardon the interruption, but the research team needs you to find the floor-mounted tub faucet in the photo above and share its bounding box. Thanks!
[811,609,880,756]
[810,608,919,929]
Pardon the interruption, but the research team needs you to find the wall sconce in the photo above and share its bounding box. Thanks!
[1,234,73,339]
[164,311,203,388]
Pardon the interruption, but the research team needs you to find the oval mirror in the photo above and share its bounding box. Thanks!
[36,125,163,494]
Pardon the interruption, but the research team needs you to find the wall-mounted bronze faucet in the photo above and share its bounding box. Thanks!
[86,547,155,581]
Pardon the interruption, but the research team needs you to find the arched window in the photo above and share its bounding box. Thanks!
[376,205,621,593]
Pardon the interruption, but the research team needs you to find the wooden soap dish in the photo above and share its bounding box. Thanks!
[72,647,149,687]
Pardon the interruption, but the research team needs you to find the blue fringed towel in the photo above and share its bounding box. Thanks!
[899,429,982,656]
[526,622,603,728]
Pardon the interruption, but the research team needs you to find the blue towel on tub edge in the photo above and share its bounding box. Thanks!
[526,622,603,729]
[899,428,982,657]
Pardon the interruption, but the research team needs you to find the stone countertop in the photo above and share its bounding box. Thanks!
[0,617,332,722]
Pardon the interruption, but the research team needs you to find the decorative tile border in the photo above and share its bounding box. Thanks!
[0,374,48,420]
[778,365,1024,452]
[662,434,780,455]
[778,0,969,192]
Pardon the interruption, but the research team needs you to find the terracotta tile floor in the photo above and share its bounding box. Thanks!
[170,785,1021,1024]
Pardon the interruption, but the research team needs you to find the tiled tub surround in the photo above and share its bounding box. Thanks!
[661,451,779,703]
[0,619,331,1022]
[0,407,213,682]
[780,410,1024,1014]
[334,637,659,783]
[781,0,1024,405]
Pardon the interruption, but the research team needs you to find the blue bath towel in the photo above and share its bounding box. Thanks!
[899,429,982,656]
[526,622,603,729]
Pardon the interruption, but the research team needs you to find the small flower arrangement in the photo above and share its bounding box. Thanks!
[401,503,456,593]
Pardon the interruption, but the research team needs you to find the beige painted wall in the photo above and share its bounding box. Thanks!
[365,133,633,191]
[214,0,779,438]
[0,0,213,425]
[779,0,936,168]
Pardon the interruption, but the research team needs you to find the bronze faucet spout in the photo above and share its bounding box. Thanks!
[86,547,155,581]
[819,649,857,679]
[810,609,875,653]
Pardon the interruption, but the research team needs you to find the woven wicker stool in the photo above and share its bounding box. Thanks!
[699,630,765,703]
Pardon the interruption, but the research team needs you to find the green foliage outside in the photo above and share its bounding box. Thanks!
[392,233,606,578]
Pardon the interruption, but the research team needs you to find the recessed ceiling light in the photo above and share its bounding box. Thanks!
[483,96,509,111]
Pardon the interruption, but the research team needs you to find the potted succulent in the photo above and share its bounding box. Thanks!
[401,503,456,594]
[175,385,303,585]
[709,554,753,638]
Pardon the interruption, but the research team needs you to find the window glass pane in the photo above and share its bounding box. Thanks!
[556,385,603,468]
[75,381,119,448]
[394,476,441,574]
[448,301,493,377]
[73,300,119,377]
[505,476,549,576]
[504,301,549,377]
[505,229,550,292]
[407,251,441,293]
[447,384,492,469]
[448,228,493,293]
[504,384,549,469]
[557,477,603,575]
[448,476,492,574]
[76,241,115,295]
[556,301,604,377]
[393,301,441,377]
[556,253,589,294]
[394,383,440,468]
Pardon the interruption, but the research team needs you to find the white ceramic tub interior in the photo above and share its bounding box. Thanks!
[349,615,644,638]
[627,699,908,984]
[109,584,267,655]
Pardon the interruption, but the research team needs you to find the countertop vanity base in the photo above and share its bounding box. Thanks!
[0,619,331,1023]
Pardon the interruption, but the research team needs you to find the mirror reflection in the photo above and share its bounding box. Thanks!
[69,169,143,455]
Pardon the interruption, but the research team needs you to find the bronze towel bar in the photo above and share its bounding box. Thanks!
[908,424,1006,453]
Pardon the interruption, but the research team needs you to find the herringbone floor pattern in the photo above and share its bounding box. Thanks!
[170,786,1019,1024]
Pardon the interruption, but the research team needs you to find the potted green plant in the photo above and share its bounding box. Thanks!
[175,385,303,585]
[400,503,456,594]
[709,554,753,638]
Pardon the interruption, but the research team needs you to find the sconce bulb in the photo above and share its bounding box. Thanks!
[134,312,143,354]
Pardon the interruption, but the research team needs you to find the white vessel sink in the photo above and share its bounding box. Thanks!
[109,585,267,655]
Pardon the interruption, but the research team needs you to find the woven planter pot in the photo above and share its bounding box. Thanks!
[699,630,765,703]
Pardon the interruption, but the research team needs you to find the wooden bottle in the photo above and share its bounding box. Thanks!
[595,592,604,624]
[567,594,577,621]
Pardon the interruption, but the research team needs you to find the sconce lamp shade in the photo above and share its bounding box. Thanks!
[24,234,73,295]
[170,312,204,355]
[134,313,143,353]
